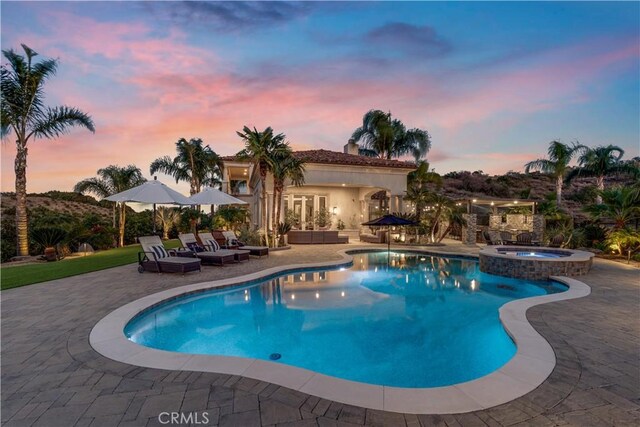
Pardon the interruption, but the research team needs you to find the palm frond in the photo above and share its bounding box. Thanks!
[524,158,554,174]
[30,106,95,139]
[73,177,112,199]
[358,148,378,157]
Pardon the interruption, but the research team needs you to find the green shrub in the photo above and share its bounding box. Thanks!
[567,186,598,204]
[30,227,68,255]
[214,206,249,230]
[1,239,15,262]
[277,222,292,246]
[236,225,262,246]
[605,228,640,255]
[285,209,301,229]
[581,223,608,246]
[314,208,332,228]
[124,211,154,244]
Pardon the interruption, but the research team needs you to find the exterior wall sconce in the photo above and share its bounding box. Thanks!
[332,207,338,215]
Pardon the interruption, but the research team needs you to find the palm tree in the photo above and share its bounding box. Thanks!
[406,160,442,222]
[437,206,467,243]
[150,138,222,196]
[583,186,640,229]
[74,165,145,247]
[566,145,639,204]
[271,150,306,246]
[351,110,431,161]
[424,193,455,243]
[155,206,180,240]
[236,126,289,242]
[524,141,580,207]
[1,44,95,256]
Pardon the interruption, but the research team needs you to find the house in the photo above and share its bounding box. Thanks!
[221,141,416,233]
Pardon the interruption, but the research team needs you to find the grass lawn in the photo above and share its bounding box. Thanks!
[1,239,181,290]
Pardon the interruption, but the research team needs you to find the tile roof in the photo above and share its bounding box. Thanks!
[222,149,416,169]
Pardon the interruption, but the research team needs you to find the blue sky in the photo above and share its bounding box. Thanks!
[1,1,638,192]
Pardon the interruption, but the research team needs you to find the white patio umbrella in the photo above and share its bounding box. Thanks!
[105,177,192,233]
[187,187,247,214]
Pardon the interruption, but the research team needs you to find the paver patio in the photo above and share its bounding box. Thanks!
[1,242,638,426]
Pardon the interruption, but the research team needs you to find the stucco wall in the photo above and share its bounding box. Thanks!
[298,164,409,195]
[286,186,361,229]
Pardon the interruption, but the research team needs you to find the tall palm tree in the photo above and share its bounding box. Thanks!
[524,141,580,207]
[566,145,639,204]
[271,150,306,246]
[150,138,222,196]
[236,126,289,241]
[74,165,146,247]
[351,110,431,161]
[1,44,95,256]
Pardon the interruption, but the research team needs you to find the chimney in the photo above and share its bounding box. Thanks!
[343,138,359,155]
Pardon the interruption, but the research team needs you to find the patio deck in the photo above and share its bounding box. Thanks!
[1,241,638,426]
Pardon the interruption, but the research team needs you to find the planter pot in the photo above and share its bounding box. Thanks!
[44,247,58,262]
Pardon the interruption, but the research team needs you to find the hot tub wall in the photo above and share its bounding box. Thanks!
[479,253,592,280]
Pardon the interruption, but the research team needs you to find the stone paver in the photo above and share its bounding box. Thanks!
[1,242,639,426]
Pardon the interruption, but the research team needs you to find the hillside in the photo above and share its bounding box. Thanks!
[438,171,636,221]
[0,191,112,218]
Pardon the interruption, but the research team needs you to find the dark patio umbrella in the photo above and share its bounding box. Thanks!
[362,214,417,264]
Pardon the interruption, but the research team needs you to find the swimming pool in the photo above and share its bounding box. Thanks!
[124,251,566,388]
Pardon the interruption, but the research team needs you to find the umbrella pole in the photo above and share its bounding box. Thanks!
[153,204,157,235]
[388,225,391,267]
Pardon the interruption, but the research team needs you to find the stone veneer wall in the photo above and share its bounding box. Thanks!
[489,214,534,231]
[532,215,545,240]
[462,214,477,245]
[479,253,592,280]
[489,215,502,230]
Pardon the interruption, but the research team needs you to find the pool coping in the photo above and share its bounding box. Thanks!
[89,247,591,414]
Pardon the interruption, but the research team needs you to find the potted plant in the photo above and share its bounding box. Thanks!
[314,208,332,230]
[285,209,301,230]
[277,222,292,246]
[30,227,68,261]
[337,219,345,231]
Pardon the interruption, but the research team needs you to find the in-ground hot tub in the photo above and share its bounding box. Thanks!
[480,246,594,280]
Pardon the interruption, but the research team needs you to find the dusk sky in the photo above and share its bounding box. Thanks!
[2,1,639,195]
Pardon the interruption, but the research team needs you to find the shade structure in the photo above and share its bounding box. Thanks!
[105,178,191,233]
[362,214,417,264]
[361,214,416,227]
[104,178,192,205]
[187,187,247,206]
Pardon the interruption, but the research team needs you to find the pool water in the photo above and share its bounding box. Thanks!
[125,251,566,387]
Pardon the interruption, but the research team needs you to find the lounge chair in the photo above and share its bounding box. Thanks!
[515,232,532,246]
[137,236,201,274]
[210,230,230,247]
[548,234,565,248]
[179,233,248,264]
[483,230,501,245]
[499,231,514,245]
[197,232,251,262]
[220,230,269,257]
[359,229,387,243]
